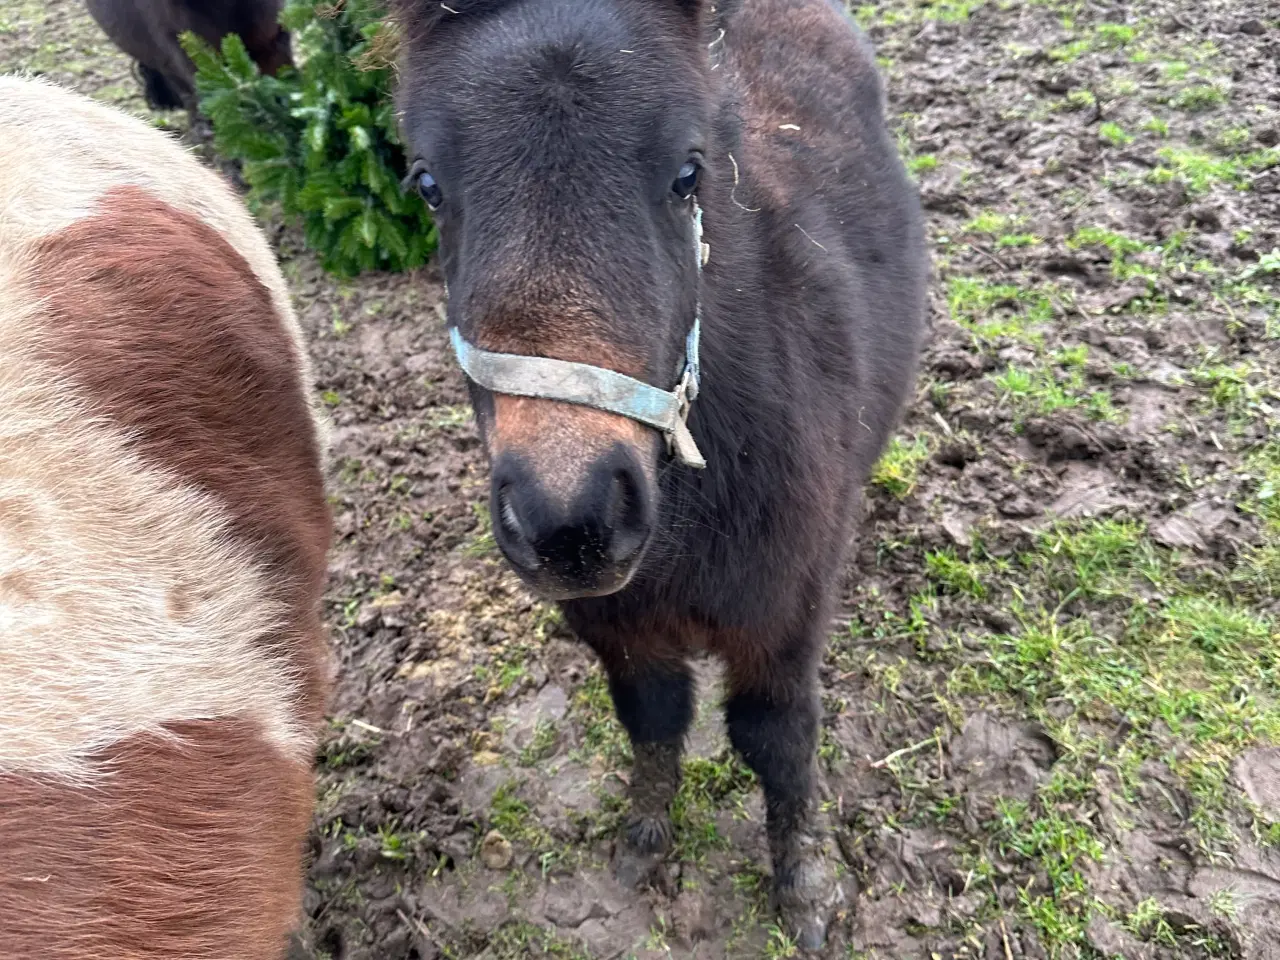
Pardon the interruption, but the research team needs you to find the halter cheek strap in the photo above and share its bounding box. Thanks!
[448,202,709,469]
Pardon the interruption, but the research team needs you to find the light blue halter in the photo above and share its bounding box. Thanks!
[448,203,709,469]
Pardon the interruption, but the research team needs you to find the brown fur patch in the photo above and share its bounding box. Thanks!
[27,185,332,724]
[0,719,312,960]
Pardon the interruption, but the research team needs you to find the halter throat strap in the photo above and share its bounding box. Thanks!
[448,203,708,469]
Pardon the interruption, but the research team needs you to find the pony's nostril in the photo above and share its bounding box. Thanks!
[498,486,524,542]
[493,482,541,572]
[605,467,648,564]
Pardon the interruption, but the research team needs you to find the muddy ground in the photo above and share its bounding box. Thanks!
[4,0,1279,957]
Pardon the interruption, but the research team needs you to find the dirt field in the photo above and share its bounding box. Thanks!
[4,0,1279,957]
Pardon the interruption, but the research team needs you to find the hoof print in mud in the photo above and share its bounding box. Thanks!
[611,843,666,892]
[612,814,673,890]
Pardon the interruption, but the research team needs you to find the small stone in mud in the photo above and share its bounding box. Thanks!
[480,829,513,870]
[1238,18,1266,35]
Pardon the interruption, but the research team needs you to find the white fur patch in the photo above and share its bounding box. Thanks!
[0,77,324,781]
[0,74,329,458]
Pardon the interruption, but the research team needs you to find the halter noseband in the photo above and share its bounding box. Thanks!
[447,202,709,469]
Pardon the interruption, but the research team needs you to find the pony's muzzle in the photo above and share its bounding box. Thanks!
[489,437,654,600]
[483,390,660,598]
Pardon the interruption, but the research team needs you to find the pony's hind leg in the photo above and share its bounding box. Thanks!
[724,640,841,949]
[595,651,695,888]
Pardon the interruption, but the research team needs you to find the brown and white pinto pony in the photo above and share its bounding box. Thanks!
[0,76,331,960]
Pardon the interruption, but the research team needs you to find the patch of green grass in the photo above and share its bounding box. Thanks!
[570,670,630,767]
[964,210,1011,235]
[488,781,557,860]
[670,752,757,861]
[997,232,1042,248]
[1048,38,1091,62]
[1238,247,1280,282]
[947,276,1055,342]
[425,404,473,429]
[925,548,986,598]
[1093,22,1136,48]
[1037,519,1161,598]
[1173,84,1227,112]
[475,642,532,698]
[961,211,1041,248]
[952,516,1280,866]
[1189,356,1274,425]
[1149,146,1279,194]
[920,0,985,22]
[764,926,800,959]
[1067,225,1148,259]
[1064,89,1097,111]
[1216,126,1252,154]
[465,502,497,556]
[1099,121,1134,147]
[990,364,1117,422]
[519,720,559,766]
[1143,115,1170,137]
[1245,443,1280,528]
[996,800,1104,896]
[908,153,939,175]
[1125,898,1178,946]
[486,920,594,960]
[871,434,930,498]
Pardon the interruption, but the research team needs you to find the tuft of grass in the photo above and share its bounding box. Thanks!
[947,276,1054,343]
[670,752,757,862]
[964,210,1011,235]
[1149,146,1278,194]
[486,920,594,960]
[908,153,939,175]
[1216,126,1252,154]
[1246,443,1280,529]
[1173,83,1227,112]
[920,0,984,22]
[570,670,630,767]
[1188,356,1273,426]
[1064,89,1097,111]
[926,549,986,598]
[871,434,930,499]
[1099,122,1134,147]
[1093,22,1136,48]
[465,501,498,557]
[518,720,559,766]
[1048,38,1091,62]
[990,363,1117,422]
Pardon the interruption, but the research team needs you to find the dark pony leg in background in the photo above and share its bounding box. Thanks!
[135,61,183,110]
[722,623,831,937]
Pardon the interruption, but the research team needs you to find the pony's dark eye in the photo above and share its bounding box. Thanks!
[417,170,443,210]
[673,160,701,200]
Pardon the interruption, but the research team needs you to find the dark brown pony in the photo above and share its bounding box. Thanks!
[85,0,291,111]
[394,0,927,945]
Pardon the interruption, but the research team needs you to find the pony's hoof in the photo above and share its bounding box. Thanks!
[774,851,844,951]
[785,908,828,952]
